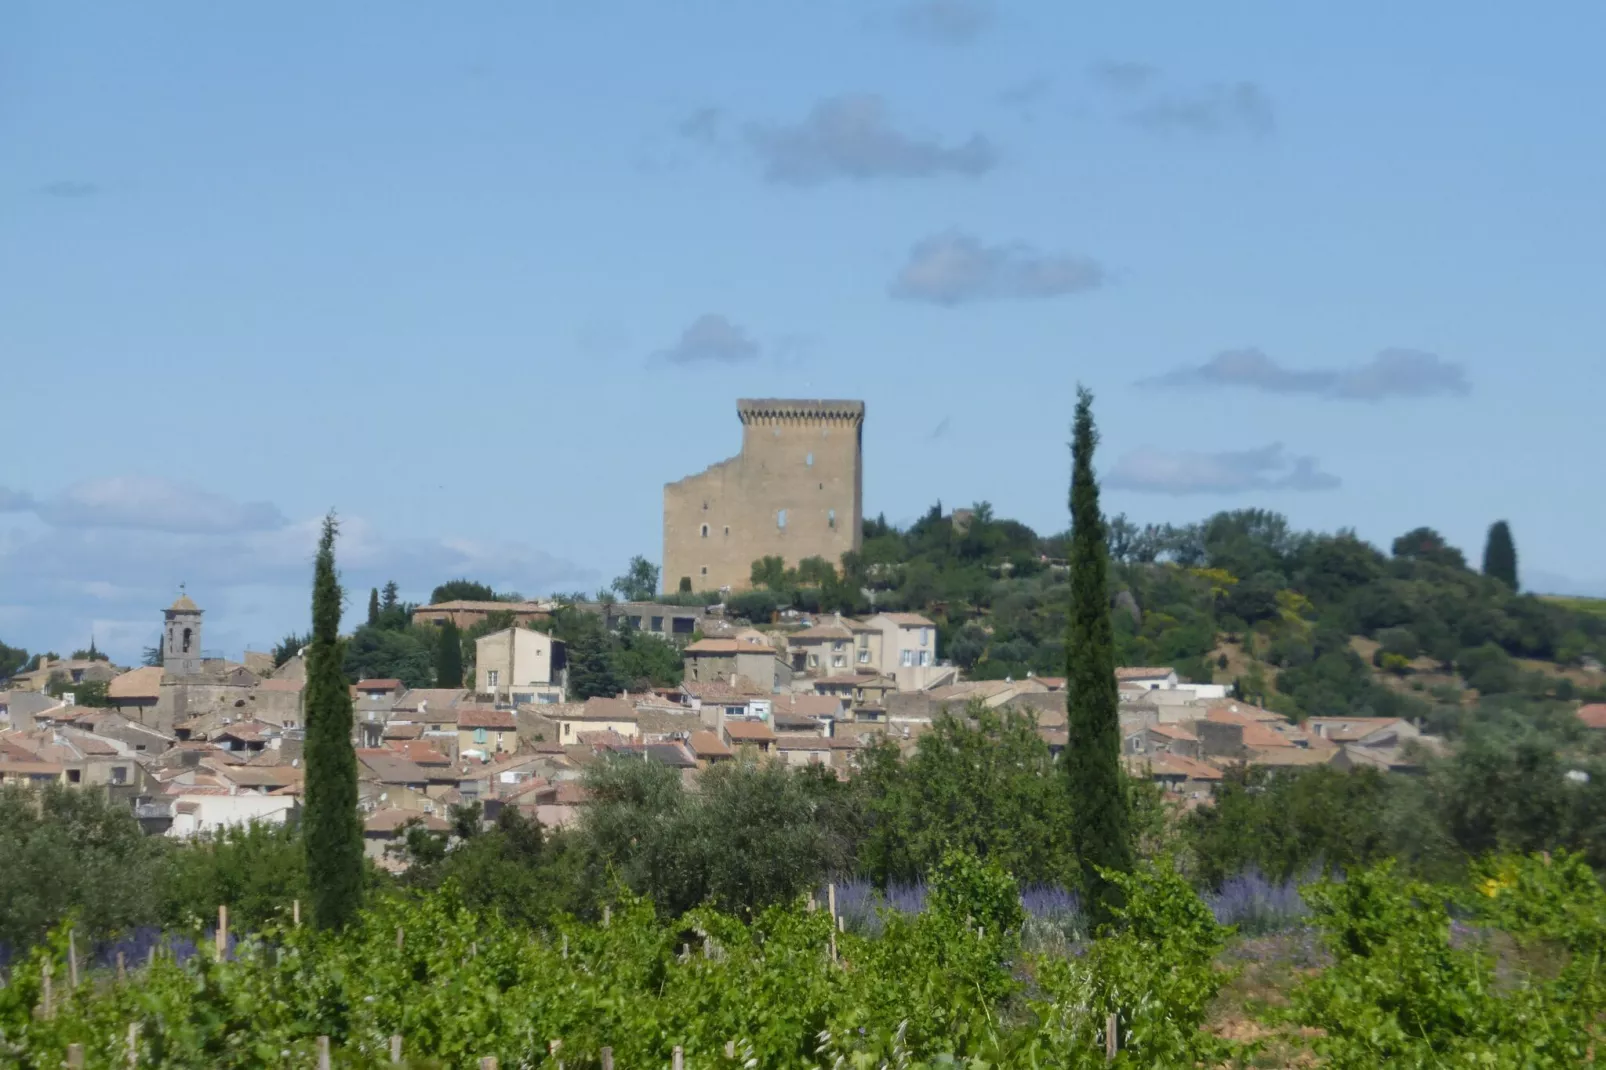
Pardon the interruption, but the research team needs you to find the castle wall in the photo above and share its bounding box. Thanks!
[664,399,863,594]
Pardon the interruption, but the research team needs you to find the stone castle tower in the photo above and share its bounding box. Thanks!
[163,589,204,677]
[663,398,864,594]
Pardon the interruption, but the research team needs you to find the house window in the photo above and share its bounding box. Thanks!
[900,650,913,667]
[487,670,500,688]
[110,766,128,785]
[833,640,846,651]
[629,615,643,629]
[651,615,664,632]
[828,509,836,529]
[777,509,787,530]
[71,669,84,683]
[474,728,488,744]
[919,628,930,647]
[919,650,931,667]
[67,769,81,784]
[858,649,870,664]
[808,654,819,668]
[701,524,709,537]
[831,655,846,668]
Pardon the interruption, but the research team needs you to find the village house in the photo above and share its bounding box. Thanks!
[584,601,709,644]
[681,636,791,692]
[105,666,164,719]
[474,627,567,706]
[687,729,735,768]
[786,617,863,677]
[811,673,897,719]
[861,613,952,691]
[363,808,449,865]
[4,656,119,694]
[457,706,520,759]
[411,599,554,630]
[554,696,640,745]
[722,718,776,755]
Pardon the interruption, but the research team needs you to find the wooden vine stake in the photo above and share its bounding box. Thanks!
[600,1047,614,1070]
[317,1035,331,1070]
[127,1022,141,1068]
[602,904,611,928]
[65,1043,84,1068]
[68,929,79,990]
[292,898,301,927]
[38,960,53,1020]
[672,1045,685,1070]
[1105,1012,1118,1062]
[726,1040,737,1058]
[116,950,126,982]
[390,1034,403,1063]
[549,1038,564,1069]
[478,1058,498,1070]
[216,905,229,961]
[146,945,156,969]
[396,926,405,950]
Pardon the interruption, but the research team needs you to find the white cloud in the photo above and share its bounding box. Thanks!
[1141,347,1470,401]
[890,231,1105,306]
[654,314,762,364]
[1107,443,1340,495]
[743,95,996,185]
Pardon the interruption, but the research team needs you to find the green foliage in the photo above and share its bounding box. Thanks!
[580,757,854,916]
[612,627,683,689]
[0,639,27,681]
[551,607,625,700]
[1286,857,1605,1067]
[926,849,1023,936]
[433,619,462,688]
[1064,386,1132,917]
[610,555,660,601]
[270,631,309,669]
[1183,765,1396,887]
[857,707,1074,886]
[160,822,308,933]
[366,586,380,627]
[429,578,498,604]
[1482,518,1519,589]
[341,623,437,686]
[0,783,169,950]
[46,676,109,706]
[303,513,364,930]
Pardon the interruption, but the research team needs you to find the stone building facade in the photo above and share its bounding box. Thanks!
[663,399,864,594]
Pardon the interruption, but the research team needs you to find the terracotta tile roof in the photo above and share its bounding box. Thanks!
[679,680,763,701]
[255,678,304,693]
[576,729,636,748]
[383,723,424,740]
[536,781,589,805]
[214,720,275,743]
[791,620,855,640]
[365,807,449,833]
[0,760,64,776]
[456,707,518,730]
[107,666,164,701]
[1240,722,1294,748]
[1206,702,1289,725]
[1033,676,1066,690]
[1578,704,1606,729]
[389,741,451,765]
[684,638,773,654]
[875,613,936,627]
[688,730,733,758]
[392,689,469,714]
[775,734,831,750]
[356,750,432,784]
[218,765,302,790]
[723,720,777,743]
[355,678,402,691]
[569,696,639,722]
[771,693,846,720]
[1147,722,1199,742]
[417,600,552,613]
[1245,746,1333,767]
[169,594,200,613]
[1115,666,1176,681]
[1124,753,1222,781]
[1304,717,1404,742]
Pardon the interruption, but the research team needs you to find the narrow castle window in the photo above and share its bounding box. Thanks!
[828,509,836,529]
[701,566,708,576]
[723,526,730,536]
[806,452,814,467]
[182,627,192,653]
[777,509,788,530]
[700,524,709,538]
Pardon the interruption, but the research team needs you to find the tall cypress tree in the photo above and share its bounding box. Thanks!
[435,618,463,688]
[303,513,364,929]
[367,587,380,627]
[1482,520,1519,589]
[1064,386,1132,921]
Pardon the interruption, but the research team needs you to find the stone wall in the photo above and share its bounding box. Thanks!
[663,399,864,594]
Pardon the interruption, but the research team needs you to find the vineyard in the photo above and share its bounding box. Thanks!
[4,851,1604,1068]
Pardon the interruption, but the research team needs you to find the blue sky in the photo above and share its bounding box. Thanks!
[5,1,1605,663]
